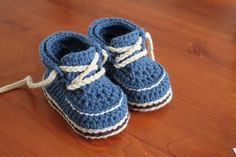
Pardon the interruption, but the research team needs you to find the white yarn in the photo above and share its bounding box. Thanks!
[0,52,106,93]
[107,32,155,68]
[101,49,108,64]
[0,70,57,93]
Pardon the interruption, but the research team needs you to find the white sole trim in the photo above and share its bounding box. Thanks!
[129,92,172,112]
[129,88,173,112]
[43,88,129,139]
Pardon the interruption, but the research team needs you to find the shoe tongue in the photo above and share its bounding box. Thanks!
[60,47,96,66]
[110,30,141,48]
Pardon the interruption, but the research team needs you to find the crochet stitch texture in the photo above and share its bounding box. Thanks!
[88,18,173,111]
[40,31,129,138]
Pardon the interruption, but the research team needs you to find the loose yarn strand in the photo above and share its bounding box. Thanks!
[0,70,57,93]
[0,52,107,93]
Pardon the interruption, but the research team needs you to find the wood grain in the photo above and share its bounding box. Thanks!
[0,0,236,156]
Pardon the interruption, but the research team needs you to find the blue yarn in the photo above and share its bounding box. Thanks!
[88,18,172,104]
[40,31,128,130]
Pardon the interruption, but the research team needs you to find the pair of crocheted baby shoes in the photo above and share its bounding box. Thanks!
[0,18,172,139]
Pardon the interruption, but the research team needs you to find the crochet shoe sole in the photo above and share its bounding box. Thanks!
[43,89,129,139]
[128,87,173,112]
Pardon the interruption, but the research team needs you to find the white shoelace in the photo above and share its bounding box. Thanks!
[0,50,108,93]
[107,32,155,68]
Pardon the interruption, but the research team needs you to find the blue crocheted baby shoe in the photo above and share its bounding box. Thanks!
[88,18,173,112]
[0,31,129,139]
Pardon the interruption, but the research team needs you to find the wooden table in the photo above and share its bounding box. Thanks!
[0,0,235,156]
